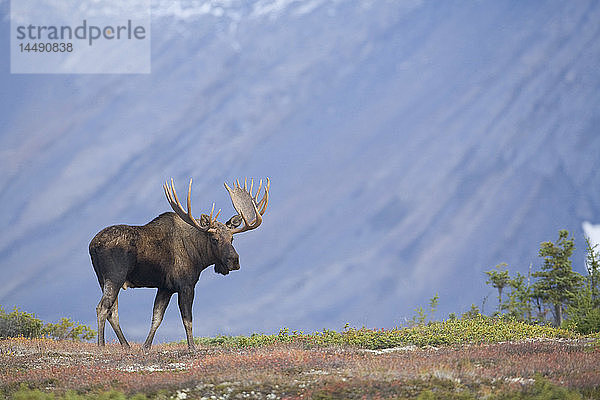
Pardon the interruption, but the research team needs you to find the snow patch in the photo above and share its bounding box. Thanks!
[251,0,298,17]
[582,221,600,248]
[151,0,239,20]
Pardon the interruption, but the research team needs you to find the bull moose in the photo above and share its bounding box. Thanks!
[89,177,270,350]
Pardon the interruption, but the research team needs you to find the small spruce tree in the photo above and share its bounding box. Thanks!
[565,236,600,333]
[584,236,600,303]
[428,293,439,321]
[501,272,532,321]
[532,230,583,326]
[485,263,510,312]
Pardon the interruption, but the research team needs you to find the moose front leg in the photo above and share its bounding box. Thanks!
[177,286,196,351]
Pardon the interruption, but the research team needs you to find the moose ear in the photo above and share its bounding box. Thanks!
[199,214,212,229]
[226,215,243,229]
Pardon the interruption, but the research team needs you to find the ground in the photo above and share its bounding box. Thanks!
[1,337,599,399]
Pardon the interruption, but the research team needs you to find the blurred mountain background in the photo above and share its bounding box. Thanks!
[1,0,600,342]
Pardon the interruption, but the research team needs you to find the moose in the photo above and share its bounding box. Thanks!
[89,177,269,350]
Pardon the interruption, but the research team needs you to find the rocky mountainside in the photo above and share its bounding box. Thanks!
[1,0,599,341]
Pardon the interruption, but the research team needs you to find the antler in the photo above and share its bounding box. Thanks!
[224,177,270,234]
[163,178,221,232]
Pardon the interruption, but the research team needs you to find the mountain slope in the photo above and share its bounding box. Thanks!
[1,0,599,341]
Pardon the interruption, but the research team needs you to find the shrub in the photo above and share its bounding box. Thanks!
[0,306,96,341]
[43,318,96,341]
[495,376,584,400]
[0,306,44,339]
[191,316,577,350]
[11,385,148,400]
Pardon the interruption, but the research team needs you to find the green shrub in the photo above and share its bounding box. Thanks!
[495,376,583,400]
[563,307,600,334]
[192,316,577,350]
[0,306,44,339]
[0,306,96,341]
[10,385,148,400]
[43,318,96,341]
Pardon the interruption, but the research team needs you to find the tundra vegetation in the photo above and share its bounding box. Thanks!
[483,230,600,334]
[1,229,599,399]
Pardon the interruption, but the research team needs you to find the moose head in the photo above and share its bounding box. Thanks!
[163,177,270,275]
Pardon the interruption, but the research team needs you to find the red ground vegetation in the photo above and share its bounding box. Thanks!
[1,337,598,399]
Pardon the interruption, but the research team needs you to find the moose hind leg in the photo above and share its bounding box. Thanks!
[107,297,130,348]
[96,281,119,346]
[143,288,173,349]
[177,287,195,350]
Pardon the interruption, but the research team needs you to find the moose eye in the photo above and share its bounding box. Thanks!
[210,237,218,245]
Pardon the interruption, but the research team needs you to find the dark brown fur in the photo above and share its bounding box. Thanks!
[89,212,240,350]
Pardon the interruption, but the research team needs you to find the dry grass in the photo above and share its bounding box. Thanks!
[1,336,599,399]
